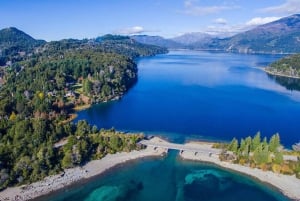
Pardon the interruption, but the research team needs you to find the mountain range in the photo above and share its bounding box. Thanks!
[1,13,300,60]
[132,14,300,53]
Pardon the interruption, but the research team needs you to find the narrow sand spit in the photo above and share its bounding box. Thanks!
[2,138,300,201]
[0,137,166,201]
[180,142,300,201]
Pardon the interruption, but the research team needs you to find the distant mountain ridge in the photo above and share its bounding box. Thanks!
[130,35,183,49]
[171,32,213,45]
[211,14,300,53]
[132,14,300,54]
[0,28,167,66]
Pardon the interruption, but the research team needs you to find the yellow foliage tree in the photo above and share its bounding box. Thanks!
[9,111,17,121]
[38,92,44,100]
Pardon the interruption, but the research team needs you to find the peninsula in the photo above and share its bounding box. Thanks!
[265,53,300,79]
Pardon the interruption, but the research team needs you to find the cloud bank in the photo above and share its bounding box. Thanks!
[116,26,145,35]
[259,0,300,15]
[245,17,281,26]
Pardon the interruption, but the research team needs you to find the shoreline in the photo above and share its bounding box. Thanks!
[263,68,300,79]
[0,137,167,201]
[1,137,300,201]
[180,142,300,201]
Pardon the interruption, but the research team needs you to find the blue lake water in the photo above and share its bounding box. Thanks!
[51,50,300,201]
[43,151,290,201]
[76,50,300,147]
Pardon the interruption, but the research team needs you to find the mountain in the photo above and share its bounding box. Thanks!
[171,32,213,45]
[95,34,168,57]
[131,35,183,49]
[0,27,46,64]
[0,27,45,46]
[204,14,300,53]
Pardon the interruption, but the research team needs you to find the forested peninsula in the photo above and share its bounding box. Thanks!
[0,27,167,190]
[265,53,300,79]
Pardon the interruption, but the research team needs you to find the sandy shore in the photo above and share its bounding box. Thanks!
[263,68,300,79]
[180,142,300,201]
[2,138,300,200]
[0,137,166,201]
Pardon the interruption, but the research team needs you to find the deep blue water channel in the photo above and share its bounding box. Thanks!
[76,50,300,147]
[48,50,300,201]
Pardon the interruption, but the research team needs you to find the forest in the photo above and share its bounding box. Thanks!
[220,132,300,178]
[266,53,300,78]
[0,27,167,189]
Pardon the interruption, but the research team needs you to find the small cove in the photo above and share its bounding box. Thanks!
[44,151,290,201]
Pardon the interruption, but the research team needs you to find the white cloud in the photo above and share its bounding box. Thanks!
[182,0,239,16]
[246,17,281,26]
[116,26,145,35]
[203,16,282,38]
[259,0,300,15]
[214,18,228,25]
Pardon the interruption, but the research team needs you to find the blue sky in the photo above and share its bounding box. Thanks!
[1,0,300,41]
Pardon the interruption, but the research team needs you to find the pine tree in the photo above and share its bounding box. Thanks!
[251,131,261,151]
[269,133,281,152]
[273,151,283,165]
[228,138,238,153]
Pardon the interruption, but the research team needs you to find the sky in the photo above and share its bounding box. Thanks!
[1,0,300,41]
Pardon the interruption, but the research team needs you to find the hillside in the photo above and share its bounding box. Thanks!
[205,14,300,53]
[0,27,46,65]
[0,28,167,189]
[266,53,300,78]
[132,14,300,54]
[131,35,183,49]
[171,32,213,45]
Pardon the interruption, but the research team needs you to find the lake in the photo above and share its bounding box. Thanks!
[51,50,300,201]
[76,50,300,147]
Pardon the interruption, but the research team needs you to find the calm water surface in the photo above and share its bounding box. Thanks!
[77,50,300,146]
[55,51,299,201]
[44,151,290,201]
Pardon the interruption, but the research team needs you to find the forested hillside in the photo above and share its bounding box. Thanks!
[266,54,300,78]
[0,27,167,190]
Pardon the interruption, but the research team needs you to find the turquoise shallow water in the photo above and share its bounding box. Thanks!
[43,151,290,201]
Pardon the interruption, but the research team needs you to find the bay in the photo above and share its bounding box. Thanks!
[76,50,300,147]
[44,151,290,201]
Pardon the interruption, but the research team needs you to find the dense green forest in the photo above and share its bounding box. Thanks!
[0,27,46,65]
[0,119,144,189]
[220,133,300,178]
[0,27,167,189]
[266,53,300,78]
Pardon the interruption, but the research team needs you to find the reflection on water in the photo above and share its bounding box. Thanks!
[76,51,300,147]
[268,74,300,91]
